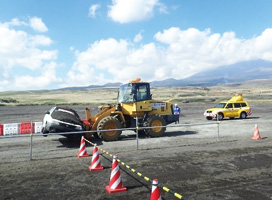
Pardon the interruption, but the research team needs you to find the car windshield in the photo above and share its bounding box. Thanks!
[215,103,226,108]
[117,84,134,103]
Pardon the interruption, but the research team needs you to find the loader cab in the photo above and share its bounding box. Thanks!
[118,81,151,103]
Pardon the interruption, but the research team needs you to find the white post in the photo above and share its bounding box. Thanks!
[29,121,33,161]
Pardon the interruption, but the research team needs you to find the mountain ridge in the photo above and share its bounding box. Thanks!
[56,59,272,90]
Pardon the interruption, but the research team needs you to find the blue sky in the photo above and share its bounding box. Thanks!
[0,0,272,91]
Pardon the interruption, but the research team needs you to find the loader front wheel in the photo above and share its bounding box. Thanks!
[97,116,122,141]
[145,115,166,137]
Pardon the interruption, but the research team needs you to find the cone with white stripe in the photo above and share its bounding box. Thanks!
[89,143,103,171]
[251,124,263,140]
[77,136,89,158]
[150,179,162,200]
[106,154,127,193]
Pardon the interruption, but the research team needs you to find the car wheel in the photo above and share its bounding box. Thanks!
[240,112,247,119]
[42,127,48,137]
[206,117,212,120]
[217,113,224,120]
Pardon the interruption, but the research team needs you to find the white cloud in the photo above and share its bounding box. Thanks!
[29,17,48,32]
[5,18,28,26]
[66,27,272,87]
[89,4,101,18]
[0,23,57,70]
[0,19,59,91]
[13,62,61,90]
[108,0,166,23]
[134,32,143,42]
[30,35,53,46]
[64,38,169,87]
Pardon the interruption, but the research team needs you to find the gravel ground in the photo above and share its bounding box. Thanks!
[0,103,271,200]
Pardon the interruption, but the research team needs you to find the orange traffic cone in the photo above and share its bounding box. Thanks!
[106,155,127,193]
[89,144,103,171]
[251,124,263,140]
[77,136,89,158]
[150,179,162,200]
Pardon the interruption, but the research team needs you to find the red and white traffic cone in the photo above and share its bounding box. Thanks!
[106,155,127,193]
[77,136,89,158]
[89,144,103,171]
[150,179,162,200]
[251,124,263,140]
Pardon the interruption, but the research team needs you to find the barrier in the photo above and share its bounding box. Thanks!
[0,120,220,199]
[19,122,34,134]
[0,121,43,136]
[3,123,19,136]
[77,136,89,158]
[83,138,188,200]
[34,122,43,133]
[150,179,162,200]
[0,124,3,136]
[251,124,263,140]
[89,144,103,171]
[105,154,127,193]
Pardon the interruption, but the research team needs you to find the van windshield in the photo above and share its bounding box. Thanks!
[215,103,226,108]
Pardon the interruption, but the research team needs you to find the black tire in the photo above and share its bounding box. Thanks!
[134,129,147,137]
[41,127,48,137]
[144,115,166,137]
[217,113,224,120]
[206,117,212,120]
[240,112,247,119]
[93,132,100,138]
[97,116,122,141]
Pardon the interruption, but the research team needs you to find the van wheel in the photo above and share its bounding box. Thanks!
[217,113,224,120]
[240,112,247,119]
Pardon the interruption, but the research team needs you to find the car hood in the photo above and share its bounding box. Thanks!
[205,108,225,112]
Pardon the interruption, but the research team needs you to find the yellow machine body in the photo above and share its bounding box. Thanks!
[83,79,177,141]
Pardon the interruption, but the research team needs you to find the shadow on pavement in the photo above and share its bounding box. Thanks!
[55,129,197,148]
[164,130,197,137]
[119,130,197,141]
[57,137,103,148]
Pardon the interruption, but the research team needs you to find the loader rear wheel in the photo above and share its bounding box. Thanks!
[97,116,122,141]
[145,115,166,137]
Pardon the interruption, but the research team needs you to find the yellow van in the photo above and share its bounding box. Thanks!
[204,94,251,120]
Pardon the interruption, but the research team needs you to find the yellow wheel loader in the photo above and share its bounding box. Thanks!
[82,78,178,141]
[42,78,178,141]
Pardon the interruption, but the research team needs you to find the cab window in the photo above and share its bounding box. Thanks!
[136,84,148,101]
[226,103,233,108]
[241,102,247,107]
[234,103,241,108]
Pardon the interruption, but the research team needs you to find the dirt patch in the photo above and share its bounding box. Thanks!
[0,103,272,200]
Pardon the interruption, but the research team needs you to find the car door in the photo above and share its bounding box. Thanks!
[225,103,234,117]
[233,103,242,117]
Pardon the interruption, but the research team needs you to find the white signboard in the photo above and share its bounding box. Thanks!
[151,103,166,109]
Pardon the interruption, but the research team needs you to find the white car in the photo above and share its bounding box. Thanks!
[42,107,84,136]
